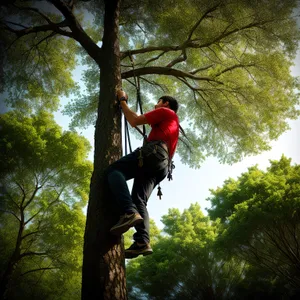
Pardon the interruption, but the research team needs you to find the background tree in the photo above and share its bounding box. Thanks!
[1,0,300,298]
[0,111,92,300]
[127,158,300,299]
[126,204,246,300]
[208,156,300,298]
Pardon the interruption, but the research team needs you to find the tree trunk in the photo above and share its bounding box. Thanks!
[0,203,25,300]
[81,0,127,299]
[0,250,21,300]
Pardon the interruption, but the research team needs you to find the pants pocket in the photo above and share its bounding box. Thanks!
[138,142,169,173]
[144,151,168,173]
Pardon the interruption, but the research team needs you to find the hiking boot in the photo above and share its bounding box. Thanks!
[110,212,143,236]
[125,242,153,259]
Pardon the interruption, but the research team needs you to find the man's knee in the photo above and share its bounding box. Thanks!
[104,165,117,186]
[106,168,125,186]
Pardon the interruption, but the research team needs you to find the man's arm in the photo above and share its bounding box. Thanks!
[120,101,148,127]
[116,89,147,127]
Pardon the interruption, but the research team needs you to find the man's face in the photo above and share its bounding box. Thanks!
[155,99,169,109]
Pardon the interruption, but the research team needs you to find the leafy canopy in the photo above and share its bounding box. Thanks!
[1,0,300,168]
[207,156,300,292]
[126,204,245,300]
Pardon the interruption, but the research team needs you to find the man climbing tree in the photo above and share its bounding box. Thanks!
[1,0,300,299]
[107,90,179,259]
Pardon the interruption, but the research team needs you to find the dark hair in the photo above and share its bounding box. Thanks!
[160,96,179,113]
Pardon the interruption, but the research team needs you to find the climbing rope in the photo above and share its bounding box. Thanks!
[123,54,148,156]
[129,54,147,143]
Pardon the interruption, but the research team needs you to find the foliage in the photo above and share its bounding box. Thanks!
[208,155,300,297]
[1,0,299,167]
[126,157,300,299]
[126,204,246,299]
[0,2,80,113]
[76,0,300,166]
[124,219,161,250]
[0,111,93,299]
[1,1,300,298]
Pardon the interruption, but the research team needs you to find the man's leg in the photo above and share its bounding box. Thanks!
[106,151,143,235]
[125,175,157,258]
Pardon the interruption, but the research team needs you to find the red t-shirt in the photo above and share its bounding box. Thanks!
[144,107,179,158]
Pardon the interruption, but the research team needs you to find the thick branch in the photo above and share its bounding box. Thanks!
[49,0,102,63]
[2,1,102,64]
[121,66,223,84]
[121,45,183,59]
[2,21,74,39]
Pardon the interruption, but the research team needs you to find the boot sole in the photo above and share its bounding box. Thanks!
[110,218,143,236]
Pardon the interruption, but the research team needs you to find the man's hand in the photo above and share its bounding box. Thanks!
[116,89,147,127]
[116,89,128,103]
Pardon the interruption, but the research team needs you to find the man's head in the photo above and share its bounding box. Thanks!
[155,96,179,113]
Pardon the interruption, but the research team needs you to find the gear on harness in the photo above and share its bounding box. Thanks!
[157,185,162,200]
[167,161,175,181]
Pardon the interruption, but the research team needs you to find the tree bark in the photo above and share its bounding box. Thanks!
[81,0,126,299]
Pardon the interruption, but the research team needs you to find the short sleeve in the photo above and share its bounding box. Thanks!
[144,108,174,126]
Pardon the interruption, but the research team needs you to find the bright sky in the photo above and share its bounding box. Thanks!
[54,49,300,229]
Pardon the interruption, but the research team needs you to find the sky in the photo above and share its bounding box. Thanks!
[53,47,300,229]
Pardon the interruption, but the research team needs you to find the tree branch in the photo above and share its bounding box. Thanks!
[12,3,55,25]
[144,51,167,66]
[15,181,26,207]
[122,17,282,64]
[195,18,281,49]
[121,66,224,84]
[214,63,256,77]
[23,184,41,210]
[190,65,214,74]
[24,208,43,226]
[0,209,20,221]
[1,21,74,39]
[177,76,201,91]
[166,50,187,68]
[20,251,48,259]
[21,231,39,241]
[2,1,102,63]
[49,0,102,63]
[187,3,220,41]
[21,267,56,277]
[121,45,182,59]
[139,76,168,93]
